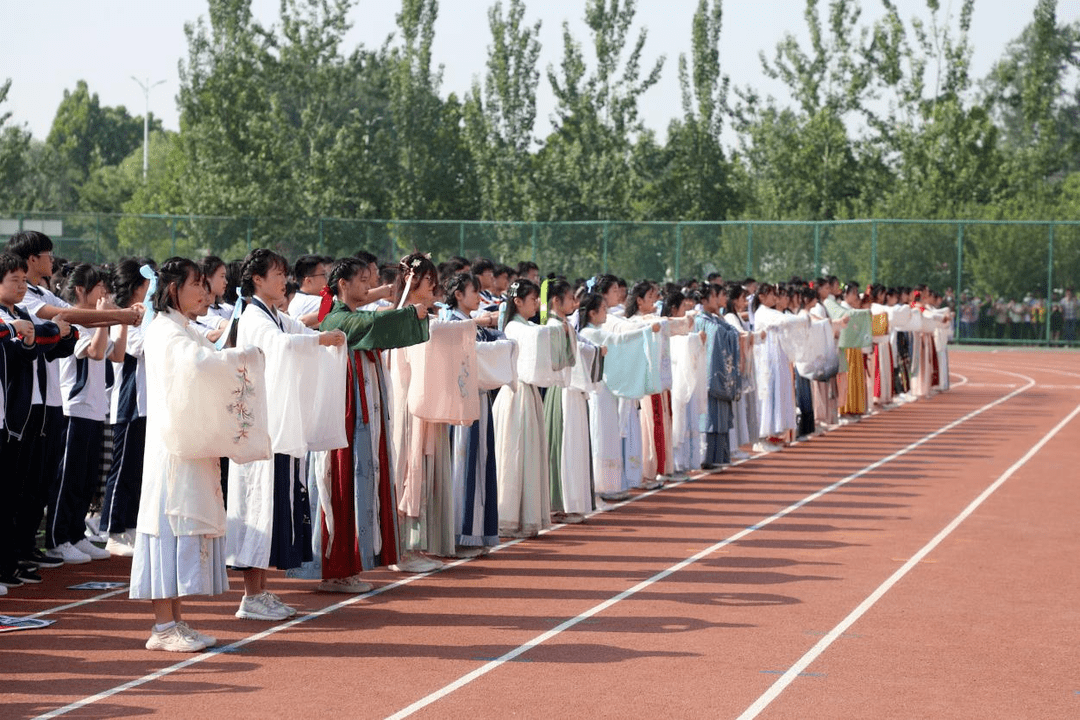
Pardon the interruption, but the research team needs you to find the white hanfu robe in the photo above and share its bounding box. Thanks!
[131,310,271,599]
[226,299,347,571]
[391,318,479,557]
[669,329,706,472]
[578,323,653,497]
[494,316,569,536]
[753,306,804,438]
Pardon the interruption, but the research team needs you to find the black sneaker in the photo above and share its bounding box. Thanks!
[17,559,40,571]
[16,568,43,584]
[24,549,63,568]
[0,572,24,588]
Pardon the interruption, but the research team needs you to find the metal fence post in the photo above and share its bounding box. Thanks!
[813,223,821,277]
[246,218,252,252]
[170,216,177,256]
[602,223,609,274]
[318,218,325,254]
[531,222,538,263]
[955,222,963,301]
[745,222,753,277]
[674,223,682,280]
[96,214,102,261]
[870,220,878,284]
[459,222,465,256]
[1047,222,1054,344]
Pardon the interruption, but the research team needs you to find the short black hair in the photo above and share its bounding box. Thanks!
[294,254,328,281]
[7,230,53,260]
[241,249,289,297]
[354,250,379,267]
[471,258,495,276]
[0,252,28,281]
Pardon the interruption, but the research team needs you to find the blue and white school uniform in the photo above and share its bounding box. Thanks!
[100,321,147,535]
[49,324,113,549]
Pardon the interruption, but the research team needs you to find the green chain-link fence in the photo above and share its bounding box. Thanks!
[4,213,1080,345]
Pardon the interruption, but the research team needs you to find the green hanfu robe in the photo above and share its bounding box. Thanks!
[318,301,428,577]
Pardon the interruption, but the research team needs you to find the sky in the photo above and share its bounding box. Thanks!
[2,0,1076,149]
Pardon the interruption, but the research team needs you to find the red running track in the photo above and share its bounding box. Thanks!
[2,349,1078,719]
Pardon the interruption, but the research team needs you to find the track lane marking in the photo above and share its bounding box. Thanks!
[381,374,1035,719]
[36,363,1020,720]
[738,392,1080,720]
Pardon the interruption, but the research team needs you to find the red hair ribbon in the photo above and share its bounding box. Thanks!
[318,286,334,323]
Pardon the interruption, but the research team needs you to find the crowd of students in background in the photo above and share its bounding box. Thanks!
[0,231,957,653]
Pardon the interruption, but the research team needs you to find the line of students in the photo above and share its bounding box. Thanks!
[0,236,953,654]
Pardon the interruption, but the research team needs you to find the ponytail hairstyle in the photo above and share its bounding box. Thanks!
[577,291,605,331]
[111,258,150,309]
[60,263,104,305]
[594,274,620,299]
[542,278,573,322]
[239,248,288,298]
[660,290,685,317]
[395,252,438,306]
[624,280,655,318]
[223,260,243,304]
[751,282,775,314]
[502,277,540,328]
[326,257,366,298]
[725,283,746,315]
[443,272,480,309]
[151,257,203,315]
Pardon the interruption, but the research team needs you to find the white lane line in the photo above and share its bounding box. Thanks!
[24,588,130,620]
[36,363,1003,719]
[34,471,713,720]
[950,372,969,387]
[737,397,1080,720]
[382,376,1035,720]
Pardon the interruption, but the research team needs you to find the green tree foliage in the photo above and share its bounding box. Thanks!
[463,0,542,222]
[535,0,665,222]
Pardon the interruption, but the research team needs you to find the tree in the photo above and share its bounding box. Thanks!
[463,0,542,222]
[0,79,32,212]
[638,0,738,223]
[732,0,876,220]
[981,0,1080,184]
[535,0,665,222]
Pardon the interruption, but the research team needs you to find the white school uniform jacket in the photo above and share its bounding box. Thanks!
[59,324,113,421]
[20,283,69,408]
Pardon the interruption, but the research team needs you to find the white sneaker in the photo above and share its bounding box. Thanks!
[46,542,91,565]
[261,591,297,617]
[105,535,135,557]
[235,592,291,621]
[176,621,217,648]
[73,538,111,560]
[316,576,374,593]
[731,449,752,461]
[145,624,205,652]
[122,529,138,546]
[0,584,7,596]
[453,546,485,559]
[391,552,443,573]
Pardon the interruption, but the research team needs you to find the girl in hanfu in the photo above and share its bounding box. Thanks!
[751,284,803,451]
[439,272,510,556]
[665,291,708,474]
[723,285,762,460]
[316,257,430,587]
[493,279,573,537]
[389,255,486,568]
[577,293,658,504]
[868,284,895,406]
[541,279,594,524]
[226,249,347,621]
[131,258,271,652]
[837,283,872,416]
[625,281,678,488]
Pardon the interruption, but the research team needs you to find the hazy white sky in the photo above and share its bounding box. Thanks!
[2,0,1074,147]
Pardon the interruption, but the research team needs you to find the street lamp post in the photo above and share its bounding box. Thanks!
[131,76,165,181]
